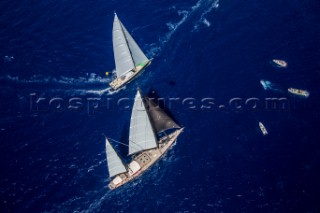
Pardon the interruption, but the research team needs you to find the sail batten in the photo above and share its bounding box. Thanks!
[105,138,127,177]
[113,14,135,78]
[129,90,157,155]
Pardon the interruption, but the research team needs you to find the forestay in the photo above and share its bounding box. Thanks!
[121,24,149,66]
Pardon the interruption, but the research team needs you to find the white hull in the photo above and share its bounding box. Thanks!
[272,59,287,68]
[288,88,310,98]
[259,122,268,135]
[108,128,184,190]
[109,61,151,90]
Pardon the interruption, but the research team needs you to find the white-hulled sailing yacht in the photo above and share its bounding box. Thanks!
[105,90,184,189]
[109,13,151,90]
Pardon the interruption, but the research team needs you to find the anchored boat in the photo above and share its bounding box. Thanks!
[105,90,184,190]
[288,88,310,98]
[259,122,268,136]
[272,59,287,68]
[109,13,151,90]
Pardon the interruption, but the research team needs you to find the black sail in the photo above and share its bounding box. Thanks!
[144,97,180,133]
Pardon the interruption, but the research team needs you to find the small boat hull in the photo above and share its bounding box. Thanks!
[272,59,287,68]
[288,88,310,98]
[108,128,184,190]
[259,122,268,136]
[109,60,151,90]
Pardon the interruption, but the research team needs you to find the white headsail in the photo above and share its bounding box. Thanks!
[105,138,127,178]
[129,90,157,155]
[121,24,149,66]
[112,13,135,78]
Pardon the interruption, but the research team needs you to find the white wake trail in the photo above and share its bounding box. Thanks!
[146,0,220,58]
[0,73,124,96]
[86,85,126,96]
[260,79,284,93]
[2,73,110,85]
[193,0,220,31]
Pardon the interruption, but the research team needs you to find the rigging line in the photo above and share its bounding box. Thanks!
[107,137,129,147]
[119,20,135,67]
[129,139,145,150]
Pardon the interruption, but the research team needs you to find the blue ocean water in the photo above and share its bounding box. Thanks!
[1,0,320,212]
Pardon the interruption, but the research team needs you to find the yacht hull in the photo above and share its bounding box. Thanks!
[108,128,184,190]
[109,61,151,90]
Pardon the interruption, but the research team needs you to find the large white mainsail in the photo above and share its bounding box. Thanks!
[129,90,157,155]
[121,24,149,67]
[112,13,135,78]
[105,138,127,178]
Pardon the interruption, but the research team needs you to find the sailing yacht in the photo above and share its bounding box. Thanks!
[109,13,151,90]
[105,90,184,190]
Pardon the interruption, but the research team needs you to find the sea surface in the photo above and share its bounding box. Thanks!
[1,0,320,212]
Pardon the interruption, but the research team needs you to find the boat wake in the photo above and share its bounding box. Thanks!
[260,79,284,93]
[1,73,110,85]
[85,87,111,95]
[146,0,220,58]
[0,73,123,96]
[193,0,219,31]
[86,85,126,96]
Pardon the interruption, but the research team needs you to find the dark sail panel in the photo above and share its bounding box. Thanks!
[144,97,180,133]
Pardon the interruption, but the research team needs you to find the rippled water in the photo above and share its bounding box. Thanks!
[1,0,320,212]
